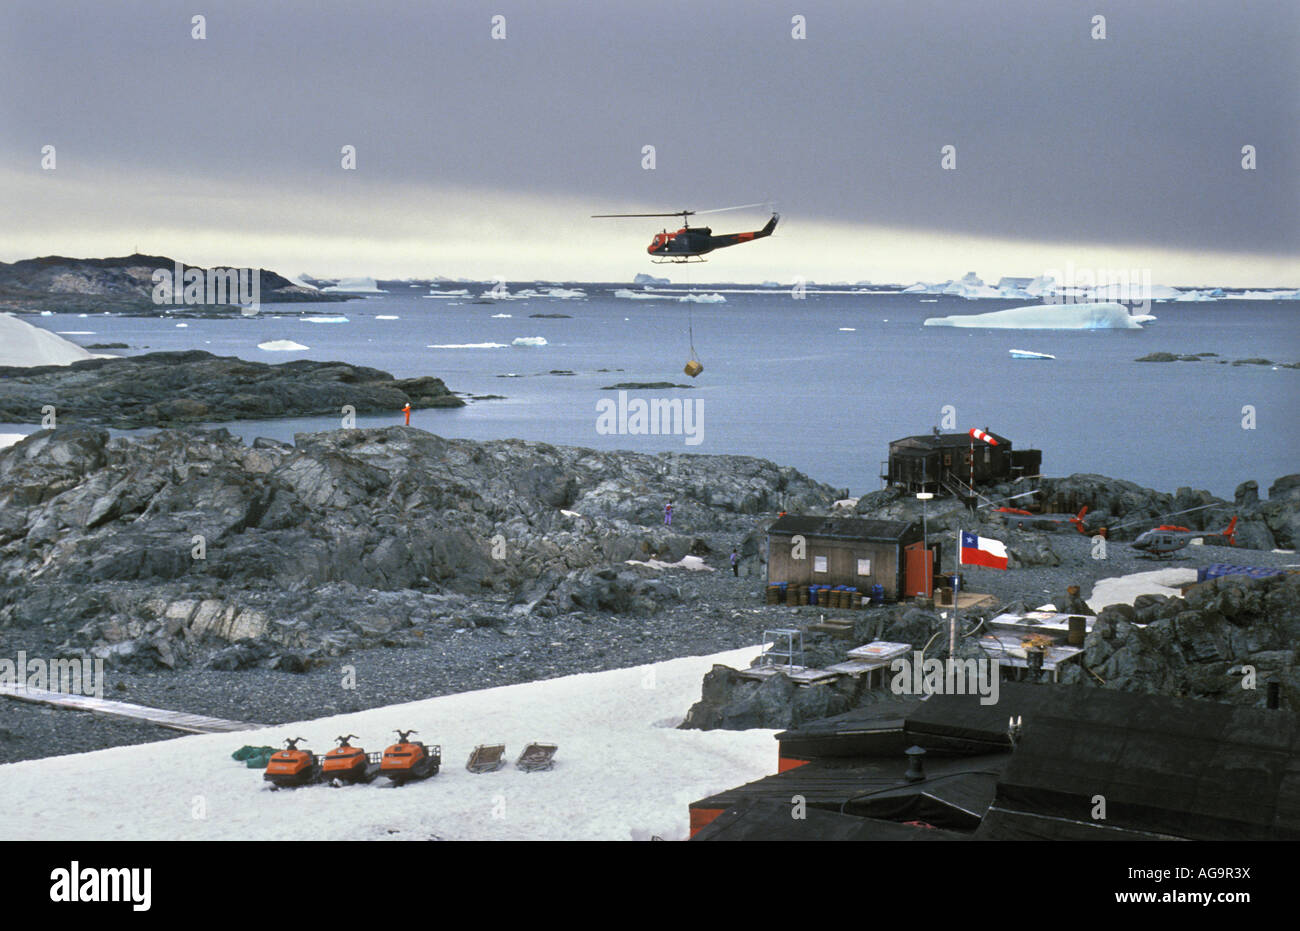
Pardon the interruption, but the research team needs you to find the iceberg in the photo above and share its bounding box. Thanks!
[924,302,1154,329]
[678,293,725,303]
[545,288,586,299]
[321,277,386,293]
[512,336,548,347]
[257,340,309,351]
[301,316,349,323]
[633,272,670,285]
[1238,289,1300,300]
[1174,289,1225,302]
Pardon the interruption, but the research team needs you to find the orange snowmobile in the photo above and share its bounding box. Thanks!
[263,737,320,788]
[377,729,441,785]
[321,734,381,785]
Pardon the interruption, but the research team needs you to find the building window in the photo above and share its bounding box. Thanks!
[857,559,871,576]
[813,555,828,573]
[943,453,951,467]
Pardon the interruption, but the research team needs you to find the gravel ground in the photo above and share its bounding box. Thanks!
[3,532,1294,764]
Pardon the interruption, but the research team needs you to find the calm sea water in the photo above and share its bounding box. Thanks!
[11,285,1299,499]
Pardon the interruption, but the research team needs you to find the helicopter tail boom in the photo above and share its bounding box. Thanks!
[708,213,779,250]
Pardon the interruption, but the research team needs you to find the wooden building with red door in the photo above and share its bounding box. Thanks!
[765,516,936,601]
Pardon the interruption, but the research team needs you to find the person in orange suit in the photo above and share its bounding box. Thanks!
[403,402,411,425]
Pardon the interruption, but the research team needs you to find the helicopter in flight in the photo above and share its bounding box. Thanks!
[592,203,779,263]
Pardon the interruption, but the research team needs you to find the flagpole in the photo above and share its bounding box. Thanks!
[951,529,960,657]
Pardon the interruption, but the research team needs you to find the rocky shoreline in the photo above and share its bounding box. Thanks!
[0,422,1296,763]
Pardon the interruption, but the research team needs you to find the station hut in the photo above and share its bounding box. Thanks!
[765,516,929,601]
[884,429,1041,496]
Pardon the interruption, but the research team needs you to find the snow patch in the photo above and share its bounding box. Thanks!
[1087,568,1199,612]
[0,646,773,840]
[624,554,714,572]
[0,315,118,367]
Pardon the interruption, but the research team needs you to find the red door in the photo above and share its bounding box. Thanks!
[904,542,932,598]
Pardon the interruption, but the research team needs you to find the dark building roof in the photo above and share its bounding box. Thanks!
[891,431,1011,450]
[991,687,1300,841]
[692,799,971,841]
[691,753,1009,831]
[693,682,1300,841]
[767,515,916,541]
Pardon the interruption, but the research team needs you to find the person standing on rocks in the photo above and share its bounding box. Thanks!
[402,402,411,425]
[730,547,739,576]
[664,500,673,526]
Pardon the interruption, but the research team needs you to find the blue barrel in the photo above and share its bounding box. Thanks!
[870,584,884,605]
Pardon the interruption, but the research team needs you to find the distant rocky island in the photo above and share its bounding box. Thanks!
[0,254,349,316]
[0,350,464,427]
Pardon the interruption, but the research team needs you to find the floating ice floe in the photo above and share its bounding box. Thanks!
[39,311,53,316]
[614,289,661,300]
[512,336,548,347]
[838,327,856,332]
[321,277,386,293]
[374,315,400,320]
[257,340,309,351]
[490,313,512,318]
[425,289,470,298]
[175,323,188,328]
[427,342,508,349]
[55,331,94,335]
[1009,349,1056,360]
[924,302,1154,329]
[545,288,586,299]
[678,293,725,304]
[301,316,349,324]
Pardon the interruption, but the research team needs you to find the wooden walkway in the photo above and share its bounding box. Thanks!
[0,683,266,734]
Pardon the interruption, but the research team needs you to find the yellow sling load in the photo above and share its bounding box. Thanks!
[684,301,703,377]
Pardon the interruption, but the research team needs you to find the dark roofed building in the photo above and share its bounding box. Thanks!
[886,430,1041,496]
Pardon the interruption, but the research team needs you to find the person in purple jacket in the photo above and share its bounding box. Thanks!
[664,500,673,526]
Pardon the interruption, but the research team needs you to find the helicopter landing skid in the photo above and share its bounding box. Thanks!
[651,256,708,264]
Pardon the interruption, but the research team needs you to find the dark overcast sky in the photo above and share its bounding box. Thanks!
[2,0,1296,278]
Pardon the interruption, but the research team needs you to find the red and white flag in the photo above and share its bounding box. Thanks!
[960,531,1008,570]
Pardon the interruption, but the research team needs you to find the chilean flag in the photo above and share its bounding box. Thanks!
[960,531,1008,570]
